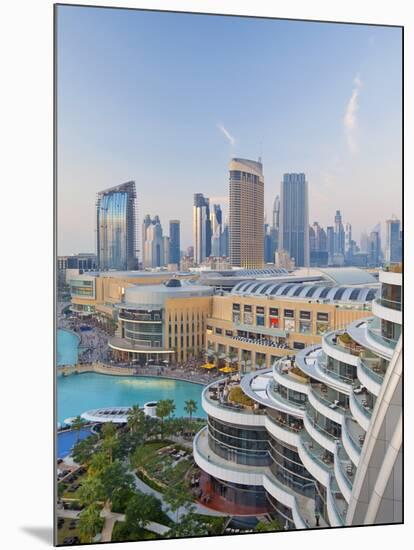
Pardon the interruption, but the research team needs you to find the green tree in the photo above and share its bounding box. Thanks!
[78,476,104,507]
[72,434,99,465]
[164,482,194,522]
[167,512,209,538]
[88,451,110,477]
[102,423,118,463]
[78,503,103,543]
[71,415,85,443]
[184,399,197,422]
[255,518,283,532]
[156,399,176,438]
[125,492,163,532]
[127,404,145,435]
[99,460,135,506]
[130,445,148,472]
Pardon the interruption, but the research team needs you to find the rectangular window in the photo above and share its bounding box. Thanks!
[269,307,279,316]
[299,320,311,334]
[215,327,222,335]
[317,312,329,322]
[244,312,253,325]
[232,312,241,324]
[256,315,265,326]
[284,319,295,332]
[244,305,252,312]
[256,306,265,314]
[225,330,233,337]
[300,310,311,320]
[293,341,306,350]
[316,322,329,335]
[232,303,240,311]
[284,309,294,318]
[269,317,279,328]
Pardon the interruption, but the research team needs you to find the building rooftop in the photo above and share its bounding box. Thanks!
[231,281,378,303]
[295,267,377,286]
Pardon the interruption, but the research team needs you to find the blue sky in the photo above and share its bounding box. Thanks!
[57,5,402,255]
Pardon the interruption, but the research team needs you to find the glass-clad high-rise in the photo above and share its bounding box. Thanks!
[279,173,309,267]
[96,181,137,271]
[169,220,181,265]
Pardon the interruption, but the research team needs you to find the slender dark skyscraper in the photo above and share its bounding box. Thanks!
[334,210,345,256]
[229,157,264,268]
[279,173,309,267]
[193,193,211,264]
[96,181,137,270]
[169,220,181,265]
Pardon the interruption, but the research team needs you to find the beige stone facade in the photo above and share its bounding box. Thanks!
[206,293,372,370]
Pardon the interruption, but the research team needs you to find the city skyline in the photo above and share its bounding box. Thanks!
[57,7,402,255]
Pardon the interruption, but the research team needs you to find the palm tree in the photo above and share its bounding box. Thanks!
[184,399,197,431]
[71,415,85,443]
[156,399,176,439]
[102,423,117,463]
[78,503,102,543]
[127,404,144,434]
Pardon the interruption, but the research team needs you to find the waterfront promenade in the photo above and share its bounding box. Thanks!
[57,360,223,386]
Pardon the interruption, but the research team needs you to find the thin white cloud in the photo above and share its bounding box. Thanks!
[217,122,235,146]
[344,75,363,153]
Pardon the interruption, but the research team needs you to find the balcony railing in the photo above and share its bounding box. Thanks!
[305,407,342,443]
[351,389,373,419]
[300,431,334,471]
[268,383,306,410]
[204,386,266,416]
[367,324,397,351]
[378,297,402,311]
[311,384,347,414]
[359,356,386,384]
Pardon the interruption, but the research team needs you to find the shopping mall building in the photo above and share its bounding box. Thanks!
[193,268,402,528]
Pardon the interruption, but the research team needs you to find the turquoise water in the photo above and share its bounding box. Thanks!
[57,329,79,366]
[57,373,205,423]
[57,328,205,422]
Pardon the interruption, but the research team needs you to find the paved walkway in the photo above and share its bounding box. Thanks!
[132,472,226,520]
[57,506,170,541]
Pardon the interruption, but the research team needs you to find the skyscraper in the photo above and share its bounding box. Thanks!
[272,194,280,230]
[345,222,352,254]
[369,230,381,266]
[96,181,137,271]
[142,215,165,268]
[210,204,223,257]
[279,173,309,267]
[229,157,264,268]
[169,220,181,265]
[326,225,335,263]
[334,210,345,256]
[385,217,402,264]
[309,222,328,266]
[193,193,211,264]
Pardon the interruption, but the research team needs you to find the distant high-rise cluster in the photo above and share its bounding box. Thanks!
[96,181,138,271]
[229,157,264,269]
[93,169,399,274]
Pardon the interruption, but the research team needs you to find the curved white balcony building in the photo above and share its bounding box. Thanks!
[193,268,402,529]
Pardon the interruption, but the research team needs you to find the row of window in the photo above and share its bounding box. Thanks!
[233,303,328,320]
[213,319,329,336]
